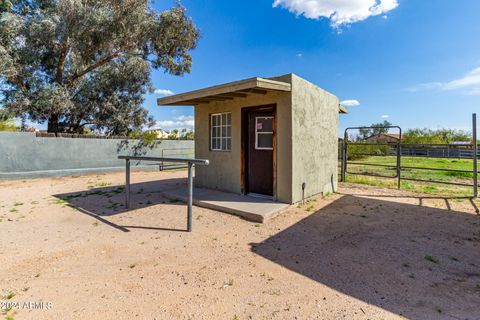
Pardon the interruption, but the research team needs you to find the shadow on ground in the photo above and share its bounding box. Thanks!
[251,194,480,319]
[353,193,479,214]
[53,178,189,232]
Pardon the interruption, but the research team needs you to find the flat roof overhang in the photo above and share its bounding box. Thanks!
[156,77,291,106]
[157,76,348,114]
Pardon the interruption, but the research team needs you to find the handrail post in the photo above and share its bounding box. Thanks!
[118,155,209,231]
[125,159,131,208]
[187,162,194,232]
[160,149,164,171]
[473,113,478,198]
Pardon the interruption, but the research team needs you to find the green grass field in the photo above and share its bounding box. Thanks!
[343,156,477,197]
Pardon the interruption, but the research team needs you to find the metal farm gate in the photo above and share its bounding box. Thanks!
[340,114,479,197]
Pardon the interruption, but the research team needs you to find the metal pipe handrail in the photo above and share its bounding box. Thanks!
[118,155,209,232]
[160,148,194,171]
[118,155,208,165]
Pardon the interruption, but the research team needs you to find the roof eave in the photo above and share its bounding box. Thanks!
[157,77,291,106]
[339,104,348,114]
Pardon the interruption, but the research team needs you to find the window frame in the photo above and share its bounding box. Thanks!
[210,112,232,152]
[254,116,274,150]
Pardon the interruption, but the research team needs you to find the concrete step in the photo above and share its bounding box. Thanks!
[160,187,289,223]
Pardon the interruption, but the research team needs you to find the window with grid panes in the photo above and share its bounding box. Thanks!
[210,113,232,151]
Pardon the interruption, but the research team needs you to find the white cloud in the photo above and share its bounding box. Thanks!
[153,115,194,129]
[154,88,174,96]
[296,53,303,57]
[175,115,194,121]
[409,67,480,95]
[340,99,360,106]
[272,0,399,27]
[381,114,389,118]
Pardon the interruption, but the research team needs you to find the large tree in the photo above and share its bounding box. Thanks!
[0,0,199,134]
[358,120,392,140]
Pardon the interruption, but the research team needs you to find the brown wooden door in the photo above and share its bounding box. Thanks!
[246,110,275,196]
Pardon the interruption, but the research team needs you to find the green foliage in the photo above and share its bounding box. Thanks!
[167,128,179,140]
[402,128,471,144]
[116,130,160,157]
[128,130,158,145]
[182,130,194,140]
[346,144,388,160]
[0,1,199,134]
[0,118,17,131]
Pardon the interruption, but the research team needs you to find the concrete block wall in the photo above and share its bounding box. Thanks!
[0,132,193,179]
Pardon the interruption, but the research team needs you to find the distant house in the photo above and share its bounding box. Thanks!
[366,133,400,144]
[148,129,170,139]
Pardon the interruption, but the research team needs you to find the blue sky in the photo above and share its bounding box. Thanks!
[147,0,480,135]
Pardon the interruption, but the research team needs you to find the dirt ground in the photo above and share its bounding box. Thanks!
[1,170,480,320]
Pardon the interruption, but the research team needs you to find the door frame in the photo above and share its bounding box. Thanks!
[240,104,277,200]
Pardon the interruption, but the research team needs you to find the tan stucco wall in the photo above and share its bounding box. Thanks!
[290,74,339,203]
[194,90,293,203]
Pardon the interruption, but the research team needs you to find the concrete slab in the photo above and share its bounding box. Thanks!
[160,187,289,223]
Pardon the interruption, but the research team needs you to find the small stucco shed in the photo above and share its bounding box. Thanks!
[157,73,346,204]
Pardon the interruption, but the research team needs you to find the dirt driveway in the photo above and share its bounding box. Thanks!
[1,170,479,319]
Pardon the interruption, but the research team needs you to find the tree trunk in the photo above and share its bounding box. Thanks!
[47,114,59,134]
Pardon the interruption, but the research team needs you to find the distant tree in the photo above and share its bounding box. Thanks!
[179,129,194,140]
[0,109,17,131]
[0,0,199,134]
[402,128,471,144]
[0,117,17,131]
[167,128,179,140]
[184,130,194,140]
[358,120,392,140]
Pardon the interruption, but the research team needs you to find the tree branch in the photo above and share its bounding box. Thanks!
[55,42,69,84]
[66,51,121,88]
[8,74,29,94]
[55,18,73,85]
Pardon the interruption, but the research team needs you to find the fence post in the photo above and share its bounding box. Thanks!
[341,130,348,182]
[473,113,478,198]
[397,127,402,189]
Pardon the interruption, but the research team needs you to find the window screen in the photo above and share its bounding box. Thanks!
[210,113,232,151]
[255,116,273,150]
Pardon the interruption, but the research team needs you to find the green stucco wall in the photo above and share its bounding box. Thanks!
[290,74,339,203]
